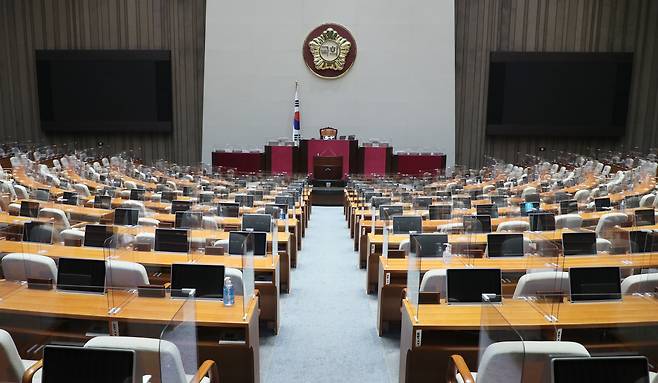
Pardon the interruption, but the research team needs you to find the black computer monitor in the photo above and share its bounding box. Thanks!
[171,200,192,214]
[529,212,556,231]
[247,189,264,201]
[94,195,112,210]
[217,202,240,218]
[552,356,649,383]
[229,231,267,255]
[569,266,622,302]
[363,191,382,204]
[409,233,448,257]
[43,345,135,383]
[380,205,404,220]
[519,202,540,216]
[446,268,502,304]
[634,209,655,227]
[452,196,472,209]
[275,195,295,209]
[629,230,653,253]
[57,258,106,294]
[490,195,508,208]
[154,228,189,253]
[113,208,139,226]
[554,191,570,203]
[436,191,452,200]
[560,199,579,215]
[624,195,641,209]
[199,192,213,203]
[182,186,194,197]
[265,203,288,218]
[161,191,177,203]
[20,201,40,218]
[35,188,50,201]
[392,215,422,234]
[175,211,203,229]
[476,203,499,218]
[23,221,53,244]
[371,197,392,209]
[429,205,452,220]
[102,187,116,198]
[594,197,611,212]
[63,191,78,204]
[171,263,224,299]
[413,197,433,209]
[234,194,254,207]
[242,214,272,232]
[463,215,492,233]
[562,232,597,256]
[84,224,116,248]
[487,233,524,257]
[525,193,540,203]
[129,189,145,201]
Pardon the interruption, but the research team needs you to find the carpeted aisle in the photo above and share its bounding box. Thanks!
[260,207,399,383]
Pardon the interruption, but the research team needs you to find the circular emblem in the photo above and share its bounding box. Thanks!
[303,23,357,79]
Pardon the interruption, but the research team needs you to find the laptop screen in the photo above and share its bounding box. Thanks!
[57,258,106,294]
[171,200,192,214]
[552,356,649,383]
[392,215,423,234]
[634,209,655,227]
[235,194,254,207]
[242,214,272,232]
[562,232,597,256]
[23,221,53,244]
[83,224,116,248]
[529,212,556,231]
[463,215,492,233]
[380,205,404,220]
[429,205,452,220]
[569,266,621,302]
[43,345,134,383]
[476,203,499,218]
[217,202,240,217]
[94,195,112,210]
[113,208,139,226]
[20,201,40,218]
[447,268,502,303]
[594,197,611,212]
[175,212,203,229]
[409,233,448,257]
[229,231,267,255]
[129,189,145,201]
[487,233,524,257]
[171,263,225,299]
[559,199,579,215]
[154,228,189,253]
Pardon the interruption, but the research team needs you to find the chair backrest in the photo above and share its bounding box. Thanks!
[202,216,218,230]
[121,201,146,217]
[137,217,160,227]
[640,194,655,208]
[319,127,338,140]
[106,260,149,288]
[84,336,187,383]
[2,252,58,283]
[0,329,26,383]
[73,183,91,197]
[13,185,29,200]
[594,213,628,237]
[555,214,582,230]
[0,181,16,199]
[513,271,569,298]
[419,269,447,296]
[124,181,137,190]
[521,187,537,199]
[573,189,589,203]
[477,341,590,383]
[621,272,658,294]
[38,208,70,230]
[496,221,529,233]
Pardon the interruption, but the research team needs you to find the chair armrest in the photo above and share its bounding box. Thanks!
[71,222,87,229]
[189,360,219,383]
[446,354,475,383]
[23,359,43,383]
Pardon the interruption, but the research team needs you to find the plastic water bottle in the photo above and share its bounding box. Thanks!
[223,277,234,306]
[279,209,286,221]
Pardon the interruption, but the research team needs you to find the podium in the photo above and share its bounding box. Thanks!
[313,156,343,180]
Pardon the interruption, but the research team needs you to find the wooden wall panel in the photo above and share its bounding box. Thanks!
[456,0,658,168]
[0,0,205,164]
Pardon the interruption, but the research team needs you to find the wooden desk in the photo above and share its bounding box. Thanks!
[0,281,260,383]
[0,239,282,332]
[17,199,113,222]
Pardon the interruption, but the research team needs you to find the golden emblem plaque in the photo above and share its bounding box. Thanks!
[303,23,357,79]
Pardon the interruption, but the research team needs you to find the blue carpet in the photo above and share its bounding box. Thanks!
[260,207,399,383]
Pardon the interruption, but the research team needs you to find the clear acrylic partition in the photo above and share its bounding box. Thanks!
[270,217,278,267]
[104,233,139,313]
[477,295,525,383]
[159,294,199,383]
[406,237,421,323]
[241,232,256,320]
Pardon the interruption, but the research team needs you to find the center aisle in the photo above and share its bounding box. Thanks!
[260,206,399,383]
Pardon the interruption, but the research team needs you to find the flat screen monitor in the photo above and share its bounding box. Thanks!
[380,205,403,220]
[57,258,106,293]
[182,186,194,197]
[199,192,213,203]
[23,221,53,244]
[413,197,433,209]
[264,203,288,218]
[552,356,649,383]
[529,212,556,231]
[217,202,240,218]
[624,195,641,209]
[43,345,134,383]
[84,224,116,248]
[629,230,653,253]
[476,203,499,218]
[175,211,202,229]
[634,209,655,227]
[247,189,264,201]
[525,193,540,203]
[554,191,570,203]
[94,195,112,210]
[463,215,492,233]
[520,202,540,216]
[154,228,189,253]
[161,191,177,203]
[409,233,448,257]
[234,194,254,207]
[171,200,192,214]
[490,195,508,208]
[113,208,139,226]
[363,191,382,203]
[129,189,145,201]
[594,197,611,212]
[102,187,116,198]
[569,266,621,302]
[487,233,524,257]
[20,201,40,218]
[436,191,452,200]
[452,197,472,209]
[486,52,632,137]
[447,268,502,304]
[429,205,452,220]
[560,199,579,215]
[371,197,392,209]
[392,215,422,234]
[229,231,267,256]
[562,232,597,256]
[275,195,295,209]
[242,214,272,232]
[63,191,77,203]
[35,189,50,201]
[171,263,224,299]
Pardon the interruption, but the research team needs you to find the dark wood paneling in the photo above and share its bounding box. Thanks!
[0,0,205,164]
[456,0,658,168]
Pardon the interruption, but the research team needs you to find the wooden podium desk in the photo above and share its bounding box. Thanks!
[378,252,658,336]
[400,296,658,383]
[0,239,281,333]
[0,281,260,383]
